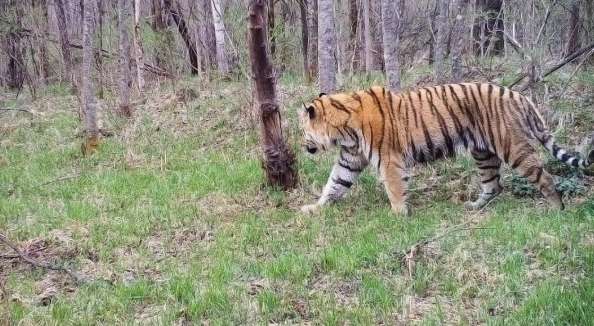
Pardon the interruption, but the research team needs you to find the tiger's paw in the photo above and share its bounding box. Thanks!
[300,204,321,215]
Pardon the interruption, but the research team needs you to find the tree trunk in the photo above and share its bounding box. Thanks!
[4,31,25,90]
[307,0,318,79]
[54,0,75,89]
[318,0,337,93]
[268,0,276,58]
[38,0,51,84]
[348,0,360,71]
[299,0,309,81]
[381,0,401,90]
[211,0,229,75]
[434,0,449,80]
[81,0,99,155]
[247,0,298,190]
[200,0,217,70]
[133,0,146,95]
[566,0,581,57]
[451,0,468,82]
[163,0,200,75]
[97,0,104,98]
[363,0,373,72]
[371,0,383,71]
[117,0,133,117]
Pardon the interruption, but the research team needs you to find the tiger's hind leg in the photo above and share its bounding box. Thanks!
[507,143,564,210]
[465,149,504,210]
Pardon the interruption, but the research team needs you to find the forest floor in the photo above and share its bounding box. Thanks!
[1,65,594,324]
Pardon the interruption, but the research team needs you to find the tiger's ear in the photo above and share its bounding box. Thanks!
[306,105,316,119]
[318,92,327,97]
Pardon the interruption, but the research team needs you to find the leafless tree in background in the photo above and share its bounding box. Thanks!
[212,0,229,75]
[133,0,145,95]
[318,0,337,93]
[434,0,449,80]
[381,0,402,90]
[117,0,132,117]
[451,0,468,81]
[362,0,373,72]
[248,0,298,190]
[565,0,581,57]
[298,0,309,81]
[307,0,318,79]
[81,0,100,155]
[54,0,75,89]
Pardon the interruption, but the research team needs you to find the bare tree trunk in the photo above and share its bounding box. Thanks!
[307,0,318,79]
[54,0,75,89]
[38,0,51,84]
[299,0,310,81]
[451,0,468,81]
[434,0,449,80]
[318,0,337,93]
[371,0,383,71]
[268,0,276,58]
[211,0,229,75]
[163,0,199,74]
[363,0,373,72]
[81,0,99,155]
[117,0,132,117]
[97,0,104,98]
[248,0,298,190]
[381,0,401,90]
[349,0,360,71]
[197,0,217,71]
[133,0,145,95]
[566,0,581,57]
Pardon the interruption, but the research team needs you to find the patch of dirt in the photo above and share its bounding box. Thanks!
[35,271,76,306]
[309,276,360,307]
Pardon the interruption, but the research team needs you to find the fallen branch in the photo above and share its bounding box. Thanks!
[508,41,594,90]
[0,233,82,284]
[0,108,33,114]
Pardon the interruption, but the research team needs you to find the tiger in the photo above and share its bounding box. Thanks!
[299,83,594,216]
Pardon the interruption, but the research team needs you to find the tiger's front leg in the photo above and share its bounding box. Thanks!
[301,148,367,214]
[380,160,410,216]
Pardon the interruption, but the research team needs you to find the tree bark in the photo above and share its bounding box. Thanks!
[566,0,581,57]
[199,0,217,70]
[349,0,360,71]
[247,0,298,190]
[117,0,133,117]
[299,0,309,81]
[381,0,401,90]
[268,0,276,58]
[307,0,318,79]
[133,0,146,95]
[363,0,373,72]
[434,0,449,80]
[164,0,200,75]
[54,0,75,89]
[97,0,104,98]
[318,0,337,93]
[82,0,100,155]
[451,0,468,81]
[211,0,229,75]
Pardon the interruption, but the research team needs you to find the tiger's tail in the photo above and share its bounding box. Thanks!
[524,97,594,169]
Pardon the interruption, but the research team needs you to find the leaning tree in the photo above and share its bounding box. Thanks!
[247,0,298,190]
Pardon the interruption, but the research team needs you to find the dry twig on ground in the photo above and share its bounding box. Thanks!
[0,233,82,284]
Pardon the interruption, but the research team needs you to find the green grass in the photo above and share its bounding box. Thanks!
[1,70,594,325]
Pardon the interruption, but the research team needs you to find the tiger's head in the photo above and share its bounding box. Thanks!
[299,92,359,155]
